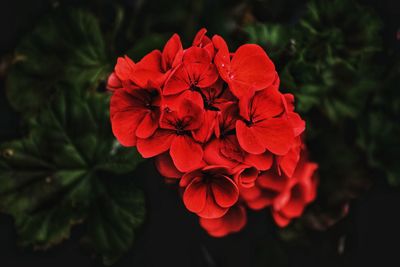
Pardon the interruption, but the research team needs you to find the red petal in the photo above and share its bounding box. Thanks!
[199,204,247,237]
[250,88,284,119]
[257,172,287,192]
[283,93,295,111]
[252,118,294,156]
[110,90,147,146]
[155,152,183,179]
[279,184,306,218]
[111,111,140,147]
[212,35,231,82]
[236,120,266,154]
[183,46,211,64]
[136,50,162,72]
[235,167,259,188]
[219,135,245,163]
[106,72,122,91]
[170,135,203,172]
[185,62,218,88]
[193,28,208,46]
[180,169,203,187]
[197,187,229,219]
[211,176,239,208]
[278,143,301,178]
[240,185,261,202]
[162,33,183,70]
[203,139,239,168]
[131,68,164,88]
[136,129,174,158]
[273,188,292,211]
[272,211,291,227]
[162,64,190,95]
[177,99,204,130]
[135,110,160,139]
[244,152,273,171]
[115,56,135,81]
[163,90,204,112]
[192,110,217,143]
[230,44,276,91]
[223,204,247,232]
[245,193,274,210]
[288,112,305,137]
[183,177,207,213]
[199,216,224,233]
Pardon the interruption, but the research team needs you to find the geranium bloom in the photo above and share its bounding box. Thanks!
[109,28,317,237]
[110,83,161,146]
[180,166,239,219]
[213,35,277,100]
[236,88,294,156]
[137,99,204,172]
[163,47,218,96]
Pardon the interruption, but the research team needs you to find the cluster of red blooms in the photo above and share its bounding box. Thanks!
[107,29,318,237]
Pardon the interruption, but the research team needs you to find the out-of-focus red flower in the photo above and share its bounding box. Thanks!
[241,151,318,227]
[272,153,318,227]
[199,203,247,237]
[180,166,239,219]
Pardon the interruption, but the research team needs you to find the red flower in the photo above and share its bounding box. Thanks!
[213,35,277,100]
[240,170,288,210]
[240,151,318,227]
[163,46,218,96]
[236,88,294,155]
[180,166,239,219]
[199,203,246,237]
[110,83,162,146]
[204,103,273,170]
[271,153,318,227]
[137,99,204,172]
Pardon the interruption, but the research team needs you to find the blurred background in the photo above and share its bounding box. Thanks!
[0,0,399,266]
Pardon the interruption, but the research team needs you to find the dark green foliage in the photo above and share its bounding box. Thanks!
[247,0,382,122]
[0,90,145,264]
[6,8,111,113]
[358,59,400,186]
[1,6,145,265]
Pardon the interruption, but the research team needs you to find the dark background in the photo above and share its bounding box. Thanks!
[1,0,400,267]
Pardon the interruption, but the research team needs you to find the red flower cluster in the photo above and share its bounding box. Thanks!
[108,29,318,237]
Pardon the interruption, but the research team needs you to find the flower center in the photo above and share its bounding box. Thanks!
[244,118,253,127]
[175,120,189,135]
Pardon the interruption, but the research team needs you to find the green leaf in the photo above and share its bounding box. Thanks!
[85,177,145,265]
[6,8,111,114]
[0,90,145,263]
